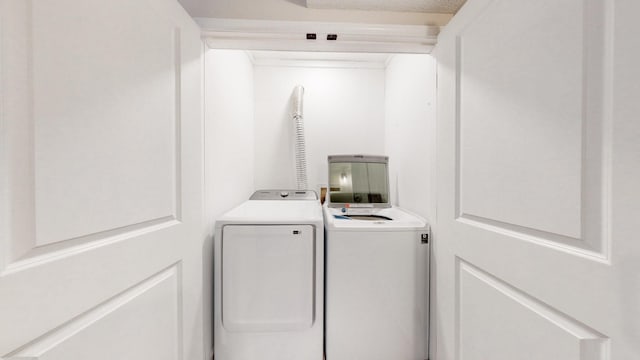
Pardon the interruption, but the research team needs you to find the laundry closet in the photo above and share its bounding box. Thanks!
[202,43,438,358]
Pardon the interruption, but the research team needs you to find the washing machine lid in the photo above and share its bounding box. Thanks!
[327,155,391,209]
[323,205,428,231]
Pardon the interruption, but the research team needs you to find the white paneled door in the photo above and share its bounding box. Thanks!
[433,0,639,359]
[0,0,204,359]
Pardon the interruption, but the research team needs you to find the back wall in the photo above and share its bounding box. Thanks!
[253,62,386,192]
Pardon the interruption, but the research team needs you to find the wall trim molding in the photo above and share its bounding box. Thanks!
[197,18,439,53]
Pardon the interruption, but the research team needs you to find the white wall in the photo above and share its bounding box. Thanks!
[203,49,255,357]
[385,54,437,221]
[253,64,386,192]
[204,49,255,222]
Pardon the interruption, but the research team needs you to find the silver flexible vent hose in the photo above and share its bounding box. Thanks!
[291,85,308,190]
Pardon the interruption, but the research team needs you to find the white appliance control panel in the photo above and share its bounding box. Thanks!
[250,190,318,201]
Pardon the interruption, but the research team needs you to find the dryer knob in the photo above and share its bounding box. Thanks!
[280,191,289,198]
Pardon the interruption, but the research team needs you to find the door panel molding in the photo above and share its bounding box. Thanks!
[0,0,37,272]
[453,0,613,260]
[172,27,184,223]
[1,217,180,276]
[4,265,182,359]
[31,0,183,247]
[456,214,605,261]
[455,258,609,360]
[2,1,186,270]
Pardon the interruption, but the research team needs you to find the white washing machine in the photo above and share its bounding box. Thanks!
[324,155,430,360]
[214,190,324,360]
[324,206,430,360]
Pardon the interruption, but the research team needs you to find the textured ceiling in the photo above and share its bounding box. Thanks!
[306,0,466,13]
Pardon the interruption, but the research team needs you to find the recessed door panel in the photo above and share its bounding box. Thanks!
[222,225,315,332]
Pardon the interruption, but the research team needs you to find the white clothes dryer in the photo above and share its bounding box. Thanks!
[214,190,324,360]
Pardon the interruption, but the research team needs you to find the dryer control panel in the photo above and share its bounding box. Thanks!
[250,190,318,201]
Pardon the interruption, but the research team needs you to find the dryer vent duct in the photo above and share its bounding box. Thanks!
[291,85,308,190]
